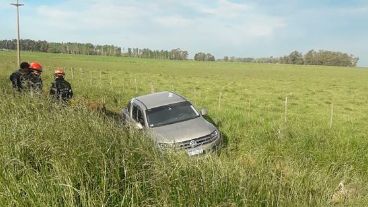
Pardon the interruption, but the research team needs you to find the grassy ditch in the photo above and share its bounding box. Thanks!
[1,51,368,206]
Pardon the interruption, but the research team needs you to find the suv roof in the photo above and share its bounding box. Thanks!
[135,91,187,109]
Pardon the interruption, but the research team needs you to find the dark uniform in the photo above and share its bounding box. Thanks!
[29,73,43,93]
[10,70,43,94]
[9,68,31,92]
[49,77,73,102]
[9,62,31,92]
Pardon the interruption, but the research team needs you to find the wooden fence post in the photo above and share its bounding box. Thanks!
[329,103,334,128]
[134,78,138,94]
[284,97,288,123]
[218,92,222,110]
[71,67,74,80]
[248,99,251,117]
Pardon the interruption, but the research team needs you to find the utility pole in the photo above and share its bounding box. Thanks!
[10,0,24,67]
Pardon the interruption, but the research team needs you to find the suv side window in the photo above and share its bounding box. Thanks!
[132,104,145,126]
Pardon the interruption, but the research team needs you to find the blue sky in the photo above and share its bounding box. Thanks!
[1,0,367,66]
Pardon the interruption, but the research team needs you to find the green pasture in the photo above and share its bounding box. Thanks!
[1,51,368,206]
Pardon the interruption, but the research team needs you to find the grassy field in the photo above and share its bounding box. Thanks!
[1,51,368,206]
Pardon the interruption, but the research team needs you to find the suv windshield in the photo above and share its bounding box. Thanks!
[146,101,199,128]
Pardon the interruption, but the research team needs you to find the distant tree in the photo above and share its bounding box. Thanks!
[303,50,358,67]
[351,57,359,67]
[194,52,206,61]
[206,53,215,61]
[194,52,215,61]
[169,48,188,60]
[288,50,304,64]
[304,50,316,65]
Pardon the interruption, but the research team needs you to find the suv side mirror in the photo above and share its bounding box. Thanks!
[200,108,208,116]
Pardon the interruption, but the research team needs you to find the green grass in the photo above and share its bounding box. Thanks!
[1,51,368,206]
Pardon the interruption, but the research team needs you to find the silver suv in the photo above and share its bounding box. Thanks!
[122,91,222,156]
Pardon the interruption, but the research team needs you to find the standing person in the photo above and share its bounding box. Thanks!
[28,62,43,94]
[9,61,31,92]
[49,68,73,102]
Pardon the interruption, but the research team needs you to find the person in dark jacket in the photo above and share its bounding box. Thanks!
[28,62,43,94]
[9,62,31,92]
[49,68,73,102]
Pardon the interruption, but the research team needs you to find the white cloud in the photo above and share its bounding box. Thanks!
[25,0,286,40]
[12,0,289,60]
[0,2,9,8]
[37,6,74,20]
[34,3,143,31]
[199,0,252,17]
[7,1,287,56]
[184,0,286,39]
[154,16,193,27]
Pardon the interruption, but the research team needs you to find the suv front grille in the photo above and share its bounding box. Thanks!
[178,134,216,149]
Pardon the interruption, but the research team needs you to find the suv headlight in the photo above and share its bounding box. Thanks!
[210,130,219,139]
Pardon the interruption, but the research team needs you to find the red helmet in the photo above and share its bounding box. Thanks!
[54,68,65,77]
[30,62,43,72]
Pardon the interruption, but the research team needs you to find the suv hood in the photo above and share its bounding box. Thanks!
[149,117,215,143]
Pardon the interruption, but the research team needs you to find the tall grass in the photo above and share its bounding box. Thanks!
[0,90,336,206]
[1,51,368,206]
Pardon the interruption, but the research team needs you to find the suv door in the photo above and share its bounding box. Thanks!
[122,100,132,123]
[131,103,146,127]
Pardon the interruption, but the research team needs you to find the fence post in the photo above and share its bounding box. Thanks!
[99,71,102,89]
[329,103,334,128]
[71,67,74,80]
[284,96,288,123]
[248,99,251,117]
[218,92,222,110]
[134,78,138,94]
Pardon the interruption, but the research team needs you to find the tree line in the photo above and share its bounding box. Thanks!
[0,39,122,56]
[223,50,359,67]
[0,39,359,66]
[125,48,188,60]
[0,39,188,60]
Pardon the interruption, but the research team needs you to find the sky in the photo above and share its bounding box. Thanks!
[1,0,367,66]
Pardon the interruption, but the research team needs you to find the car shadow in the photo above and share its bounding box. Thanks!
[203,115,229,151]
[103,109,123,123]
[100,108,123,125]
[80,100,122,124]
